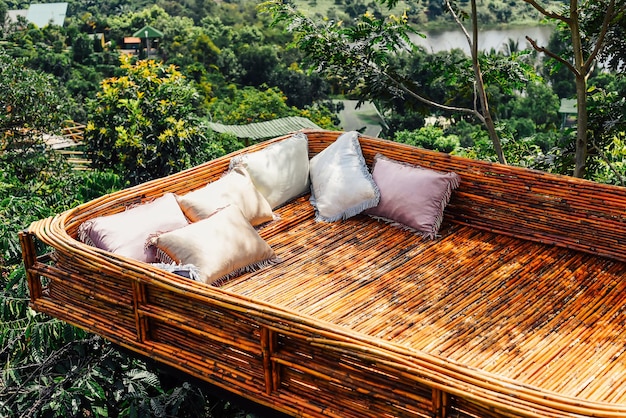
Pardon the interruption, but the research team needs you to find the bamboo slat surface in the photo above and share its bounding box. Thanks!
[21,130,626,418]
[224,197,626,407]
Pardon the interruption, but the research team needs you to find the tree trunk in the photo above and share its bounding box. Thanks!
[483,109,506,164]
[570,1,587,178]
[573,73,588,178]
[471,0,507,164]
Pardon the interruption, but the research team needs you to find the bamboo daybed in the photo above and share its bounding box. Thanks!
[20,129,626,418]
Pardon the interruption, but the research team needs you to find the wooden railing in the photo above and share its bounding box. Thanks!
[57,121,91,170]
[61,121,85,144]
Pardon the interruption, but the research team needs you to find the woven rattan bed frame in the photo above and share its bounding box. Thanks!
[20,130,626,417]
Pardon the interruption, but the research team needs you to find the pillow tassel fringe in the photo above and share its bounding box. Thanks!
[154,247,177,265]
[210,256,282,287]
[77,221,96,247]
[314,196,381,223]
[151,262,202,282]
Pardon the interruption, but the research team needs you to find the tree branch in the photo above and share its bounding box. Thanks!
[583,0,616,73]
[443,0,473,49]
[522,0,571,23]
[379,68,481,119]
[439,0,484,122]
[525,36,579,75]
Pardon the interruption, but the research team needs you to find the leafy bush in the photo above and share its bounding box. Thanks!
[75,170,127,203]
[85,55,206,185]
[393,126,460,153]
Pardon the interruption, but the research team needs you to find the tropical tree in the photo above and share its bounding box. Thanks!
[85,54,205,185]
[0,50,72,266]
[509,81,560,130]
[522,0,626,177]
[442,0,514,164]
[262,0,532,164]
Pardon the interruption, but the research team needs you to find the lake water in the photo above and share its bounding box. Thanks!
[409,25,554,54]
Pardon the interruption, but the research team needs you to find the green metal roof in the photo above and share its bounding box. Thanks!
[133,25,164,38]
[559,98,577,114]
[207,117,320,140]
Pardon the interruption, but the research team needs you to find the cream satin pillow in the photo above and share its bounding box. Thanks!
[176,166,273,226]
[148,205,279,285]
[229,132,310,209]
[309,131,380,222]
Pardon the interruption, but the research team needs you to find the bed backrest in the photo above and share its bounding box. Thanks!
[307,130,626,262]
[65,129,626,263]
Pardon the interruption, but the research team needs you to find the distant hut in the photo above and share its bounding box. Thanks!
[133,25,164,58]
[122,37,141,54]
[559,98,577,129]
[88,33,106,51]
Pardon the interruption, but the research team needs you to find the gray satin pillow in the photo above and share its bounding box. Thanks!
[365,154,460,239]
[309,131,380,222]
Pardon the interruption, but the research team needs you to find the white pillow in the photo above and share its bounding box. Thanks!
[148,205,279,285]
[229,133,310,209]
[309,131,380,222]
[176,166,273,227]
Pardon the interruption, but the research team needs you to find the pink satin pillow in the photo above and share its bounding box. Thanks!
[77,193,189,262]
[365,154,460,239]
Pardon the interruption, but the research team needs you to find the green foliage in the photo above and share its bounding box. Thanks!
[392,120,561,169]
[581,0,626,73]
[393,126,460,153]
[479,50,537,98]
[209,85,295,124]
[381,107,425,137]
[85,55,205,185]
[298,100,341,130]
[450,119,564,170]
[586,73,626,185]
[0,51,78,265]
[207,84,338,129]
[0,51,67,137]
[72,32,95,64]
[589,132,626,186]
[262,0,419,99]
[75,170,128,202]
[508,81,560,130]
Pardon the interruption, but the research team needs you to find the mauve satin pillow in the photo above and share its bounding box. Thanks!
[77,193,189,262]
[365,154,460,239]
